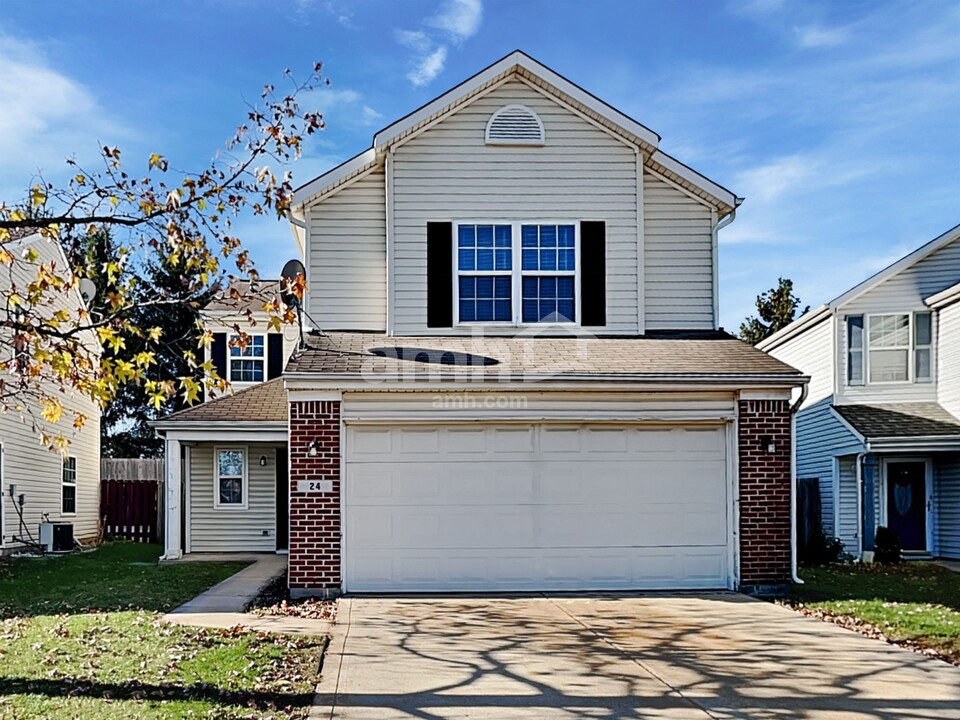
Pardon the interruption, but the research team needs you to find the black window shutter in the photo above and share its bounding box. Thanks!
[580,221,606,326]
[211,332,227,379]
[267,333,284,379]
[427,222,453,328]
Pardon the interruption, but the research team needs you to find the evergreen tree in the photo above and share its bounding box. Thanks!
[739,277,809,345]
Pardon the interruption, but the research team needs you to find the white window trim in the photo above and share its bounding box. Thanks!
[61,456,77,517]
[453,220,581,328]
[855,312,936,386]
[214,446,249,510]
[228,334,266,385]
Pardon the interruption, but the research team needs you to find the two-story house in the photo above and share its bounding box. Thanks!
[759,224,960,562]
[1,231,101,554]
[155,51,806,597]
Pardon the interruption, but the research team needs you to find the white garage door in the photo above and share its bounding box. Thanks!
[344,423,730,592]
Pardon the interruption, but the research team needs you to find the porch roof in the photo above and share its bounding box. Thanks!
[835,402,960,440]
[156,377,287,425]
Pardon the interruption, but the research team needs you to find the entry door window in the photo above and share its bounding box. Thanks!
[886,461,926,551]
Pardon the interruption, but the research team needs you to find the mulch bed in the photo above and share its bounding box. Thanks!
[247,572,337,621]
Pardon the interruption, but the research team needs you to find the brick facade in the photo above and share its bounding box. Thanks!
[738,399,792,591]
[289,400,341,595]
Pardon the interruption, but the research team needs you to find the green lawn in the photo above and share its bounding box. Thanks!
[789,563,960,664]
[0,543,324,719]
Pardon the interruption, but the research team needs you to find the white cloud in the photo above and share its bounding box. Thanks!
[795,24,849,48]
[427,0,483,43]
[0,33,130,200]
[408,47,448,87]
[395,0,483,87]
[361,106,383,125]
[733,155,820,203]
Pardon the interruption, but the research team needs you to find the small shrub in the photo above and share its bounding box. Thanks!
[801,524,846,566]
[873,526,902,564]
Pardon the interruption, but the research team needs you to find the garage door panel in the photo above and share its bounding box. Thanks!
[345,423,730,591]
[346,547,730,592]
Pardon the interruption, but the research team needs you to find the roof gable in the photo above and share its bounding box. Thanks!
[759,223,960,351]
[291,51,739,213]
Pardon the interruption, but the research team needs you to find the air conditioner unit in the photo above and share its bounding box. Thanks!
[39,522,74,553]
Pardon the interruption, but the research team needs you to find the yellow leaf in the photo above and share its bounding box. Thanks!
[41,399,63,424]
[30,185,46,207]
[147,326,163,342]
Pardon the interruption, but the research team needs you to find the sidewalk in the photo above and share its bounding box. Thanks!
[162,554,332,636]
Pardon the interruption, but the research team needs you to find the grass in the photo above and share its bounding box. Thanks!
[789,563,960,664]
[0,543,325,718]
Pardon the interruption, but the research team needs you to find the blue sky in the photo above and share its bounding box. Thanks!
[1,0,957,331]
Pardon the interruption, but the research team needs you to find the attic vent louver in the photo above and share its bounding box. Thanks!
[485,104,545,146]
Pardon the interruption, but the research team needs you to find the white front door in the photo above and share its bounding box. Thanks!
[343,423,731,592]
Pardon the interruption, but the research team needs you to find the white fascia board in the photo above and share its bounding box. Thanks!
[291,148,377,208]
[343,412,734,424]
[283,373,807,392]
[153,423,287,443]
[757,305,832,351]
[831,223,960,312]
[868,436,960,452]
[926,281,960,309]
[648,150,740,212]
[373,50,661,151]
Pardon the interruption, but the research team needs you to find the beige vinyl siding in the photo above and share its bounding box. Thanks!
[390,80,640,335]
[188,442,282,552]
[836,455,860,555]
[935,455,960,559]
[0,407,100,548]
[795,397,862,536]
[937,301,960,417]
[308,168,387,331]
[643,173,715,330]
[767,316,834,406]
[0,237,101,549]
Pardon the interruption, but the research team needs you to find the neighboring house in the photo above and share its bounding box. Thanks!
[0,232,101,553]
[759,224,960,561]
[156,51,806,596]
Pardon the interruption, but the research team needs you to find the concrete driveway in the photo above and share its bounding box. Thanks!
[313,593,960,719]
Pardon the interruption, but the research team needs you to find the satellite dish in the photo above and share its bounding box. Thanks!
[78,278,97,305]
[280,259,306,309]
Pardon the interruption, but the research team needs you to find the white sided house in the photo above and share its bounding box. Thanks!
[759,224,960,561]
[156,51,807,596]
[0,232,101,554]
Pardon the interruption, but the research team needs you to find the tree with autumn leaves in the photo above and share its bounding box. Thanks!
[0,67,321,450]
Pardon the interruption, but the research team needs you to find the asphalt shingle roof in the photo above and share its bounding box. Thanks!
[284,331,802,380]
[161,378,286,423]
[834,402,960,439]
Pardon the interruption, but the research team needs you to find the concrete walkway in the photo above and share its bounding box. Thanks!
[163,554,332,636]
[940,560,960,573]
[313,593,960,719]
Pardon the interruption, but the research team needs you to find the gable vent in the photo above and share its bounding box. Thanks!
[485,104,545,146]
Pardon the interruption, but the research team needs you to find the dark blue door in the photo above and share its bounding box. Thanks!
[887,462,926,551]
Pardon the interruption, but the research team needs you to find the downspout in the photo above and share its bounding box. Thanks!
[855,451,866,560]
[790,383,809,585]
[711,206,738,329]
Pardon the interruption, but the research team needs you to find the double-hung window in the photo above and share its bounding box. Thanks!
[456,222,577,325]
[229,335,264,382]
[847,312,933,385]
[457,224,513,322]
[215,448,247,509]
[62,457,77,514]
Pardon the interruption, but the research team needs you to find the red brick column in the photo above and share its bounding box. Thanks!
[289,400,341,595]
[738,399,792,592]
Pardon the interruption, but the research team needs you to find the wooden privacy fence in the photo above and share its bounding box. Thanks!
[100,459,163,543]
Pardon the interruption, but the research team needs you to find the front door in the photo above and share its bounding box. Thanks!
[275,448,289,551]
[886,461,927,551]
